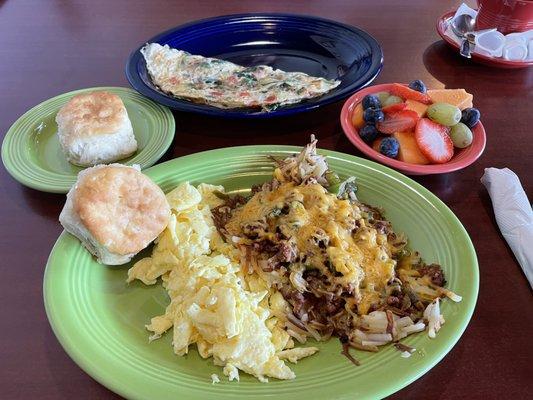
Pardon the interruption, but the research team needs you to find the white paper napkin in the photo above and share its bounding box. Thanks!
[445,2,478,46]
[481,168,533,287]
[453,3,478,21]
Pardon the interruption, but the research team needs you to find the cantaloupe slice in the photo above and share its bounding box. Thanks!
[460,93,473,109]
[405,99,429,118]
[393,131,430,164]
[372,137,383,152]
[351,103,365,129]
[427,89,473,110]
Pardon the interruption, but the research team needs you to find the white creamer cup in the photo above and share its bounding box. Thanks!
[475,30,506,57]
[504,30,533,61]
[506,30,533,44]
[502,41,528,61]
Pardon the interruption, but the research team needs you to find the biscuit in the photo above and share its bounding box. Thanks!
[59,164,170,265]
[56,91,138,166]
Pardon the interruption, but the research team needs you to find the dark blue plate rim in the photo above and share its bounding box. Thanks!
[125,13,383,119]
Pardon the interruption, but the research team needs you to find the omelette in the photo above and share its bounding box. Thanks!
[141,43,340,111]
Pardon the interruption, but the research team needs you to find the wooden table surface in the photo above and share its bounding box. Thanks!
[1,0,531,399]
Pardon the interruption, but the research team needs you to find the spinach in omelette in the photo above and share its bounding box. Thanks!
[141,43,340,111]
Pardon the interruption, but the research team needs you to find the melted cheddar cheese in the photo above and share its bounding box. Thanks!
[226,182,396,313]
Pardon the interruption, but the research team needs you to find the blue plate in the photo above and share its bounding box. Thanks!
[125,13,383,118]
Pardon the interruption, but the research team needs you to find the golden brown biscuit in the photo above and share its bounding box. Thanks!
[59,164,170,265]
[56,91,138,166]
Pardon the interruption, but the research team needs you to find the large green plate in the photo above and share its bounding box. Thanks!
[44,146,478,400]
[1,87,175,193]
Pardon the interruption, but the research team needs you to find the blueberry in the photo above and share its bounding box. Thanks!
[359,124,379,144]
[461,107,481,128]
[363,107,384,124]
[362,95,381,110]
[408,79,427,93]
[379,137,399,158]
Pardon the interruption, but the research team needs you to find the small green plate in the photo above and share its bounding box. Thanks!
[1,87,175,193]
[43,146,479,400]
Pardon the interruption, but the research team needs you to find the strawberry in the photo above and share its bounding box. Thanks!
[382,102,407,113]
[390,83,432,104]
[414,118,454,164]
[376,110,419,134]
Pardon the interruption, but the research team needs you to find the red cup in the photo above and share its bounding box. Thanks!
[476,0,533,34]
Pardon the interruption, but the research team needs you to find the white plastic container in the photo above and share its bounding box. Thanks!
[504,30,532,61]
[502,41,528,61]
[506,30,533,44]
[475,30,506,57]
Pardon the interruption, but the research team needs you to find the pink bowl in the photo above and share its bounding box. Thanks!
[340,83,487,175]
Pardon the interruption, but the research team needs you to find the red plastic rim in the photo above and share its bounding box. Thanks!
[340,83,487,175]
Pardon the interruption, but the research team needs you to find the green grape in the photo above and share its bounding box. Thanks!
[450,123,473,148]
[382,95,403,107]
[373,91,390,104]
[427,103,462,126]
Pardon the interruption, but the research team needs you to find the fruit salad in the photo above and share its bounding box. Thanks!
[351,80,481,165]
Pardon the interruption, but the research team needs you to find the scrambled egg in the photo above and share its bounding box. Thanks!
[127,182,318,382]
